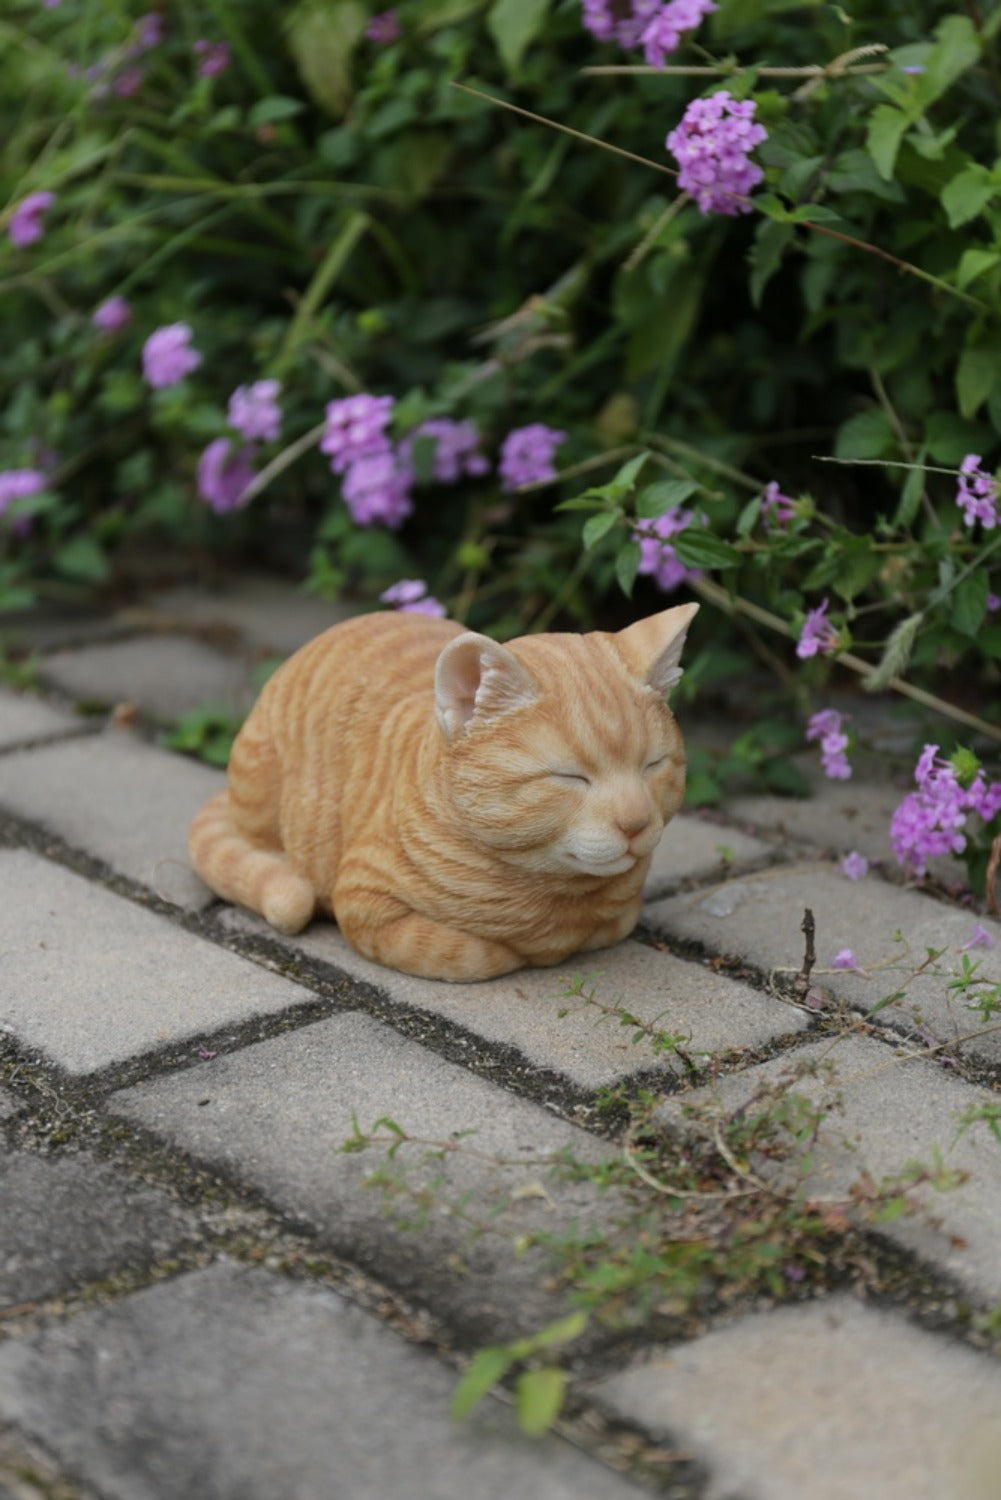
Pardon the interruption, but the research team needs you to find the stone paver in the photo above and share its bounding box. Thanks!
[658,1032,1001,1302]
[0,849,309,1075]
[140,577,356,657]
[110,1011,615,1341]
[221,913,808,1088]
[0,731,222,910]
[648,865,1001,1062]
[0,1262,645,1500]
[643,811,776,896]
[593,1294,1001,1500]
[38,636,256,723]
[0,1144,199,1309]
[0,688,83,749]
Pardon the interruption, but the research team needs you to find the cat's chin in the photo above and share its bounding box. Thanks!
[562,851,637,877]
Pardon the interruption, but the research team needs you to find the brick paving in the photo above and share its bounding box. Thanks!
[0,581,999,1499]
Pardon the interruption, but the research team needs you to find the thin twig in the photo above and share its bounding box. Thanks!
[793,908,817,1003]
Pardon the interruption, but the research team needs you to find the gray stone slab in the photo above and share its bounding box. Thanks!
[0,1144,199,1309]
[0,690,81,750]
[643,813,776,897]
[647,866,1001,1062]
[658,1032,1001,1302]
[593,1294,1001,1500]
[0,732,223,911]
[0,1262,644,1500]
[221,913,807,1088]
[0,1091,19,1122]
[111,1012,616,1340]
[139,577,357,657]
[38,637,256,724]
[0,849,309,1075]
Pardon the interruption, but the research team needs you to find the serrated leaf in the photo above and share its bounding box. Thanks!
[673,529,741,570]
[615,539,641,598]
[515,1367,565,1437]
[951,570,990,636]
[487,0,551,73]
[582,510,619,550]
[956,341,1001,420]
[635,480,697,518]
[451,1347,512,1421]
[956,248,1001,291]
[866,105,909,181]
[737,496,762,537]
[941,165,995,228]
[834,409,894,461]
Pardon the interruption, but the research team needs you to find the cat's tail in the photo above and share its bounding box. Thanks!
[188,789,316,934]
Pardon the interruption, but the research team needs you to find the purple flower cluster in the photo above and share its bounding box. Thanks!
[840,851,868,881]
[580,0,660,48]
[365,10,401,42]
[641,0,717,66]
[637,507,700,594]
[380,579,446,616]
[890,744,1001,876]
[796,598,839,660]
[92,296,132,333]
[193,40,231,77]
[142,324,201,388]
[498,424,566,491]
[666,91,767,216]
[8,192,55,248]
[760,480,795,531]
[806,708,851,780]
[343,452,414,529]
[197,440,256,514]
[956,454,1000,530]
[321,394,396,474]
[0,468,47,517]
[228,380,282,443]
[399,419,489,484]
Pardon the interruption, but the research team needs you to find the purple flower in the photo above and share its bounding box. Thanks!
[890,744,1001,876]
[636,507,701,594]
[365,10,401,42]
[142,323,201,388]
[840,851,869,881]
[228,380,282,443]
[988,593,1001,613]
[956,454,1000,530]
[321,394,395,474]
[380,579,447,616]
[113,66,145,97]
[342,452,414,529]
[196,439,256,513]
[0,469,47,516]
[193,39,232,76]
[92,295,132,333]
[806,707,852,780]
[498,424,567,490]
[641,0,717,66]
[760,480,795,531]
[131,13,164,52]
[666,90,767,216]
[960,923,996,952]
[398,419,489,484]
[796,599,839,660]
[8,191,56,248]
[581,0,660,48]
[831,948,860,970]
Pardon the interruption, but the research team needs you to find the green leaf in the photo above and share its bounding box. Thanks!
[892,456,926,530]
[866,105,909,181]
[526,1310,588,1350]
[452,1347,513,1421]
[515,1367,565,1437]
[53,536,108,583]
[862,612,924,691]
[761,758,811,797]
[615,540,641,597]
[920,14,981,106]
[956,248,1001,292]
[924,411,994,464]
[834,409,895,461]
[749,219,794,306]
[673,529,741,570]
[951,570,990,637]
[247,96,306,128]
[487,0,551,73]
[635,480,697,518]
[285,0,367,116]
[582,511,619,550]
[941,165,995,228]
[956,339,1001,420]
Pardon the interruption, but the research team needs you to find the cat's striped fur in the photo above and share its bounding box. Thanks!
[188,602,697,981]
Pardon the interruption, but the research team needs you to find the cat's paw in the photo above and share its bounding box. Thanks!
[261,869,316,934]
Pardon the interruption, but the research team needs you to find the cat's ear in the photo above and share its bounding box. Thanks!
[435,633,539,740]
[615,602,699,697]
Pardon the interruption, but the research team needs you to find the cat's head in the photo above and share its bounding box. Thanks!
[432,603,698,877]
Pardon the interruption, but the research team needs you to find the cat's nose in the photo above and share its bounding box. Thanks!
[616,811,653,839]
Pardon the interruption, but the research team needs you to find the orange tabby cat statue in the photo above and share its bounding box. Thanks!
[189,602,698,981]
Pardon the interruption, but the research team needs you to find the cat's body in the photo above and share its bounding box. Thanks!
[188,603,697,981]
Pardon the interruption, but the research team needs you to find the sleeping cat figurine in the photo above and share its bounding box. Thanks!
[189,601,697,982]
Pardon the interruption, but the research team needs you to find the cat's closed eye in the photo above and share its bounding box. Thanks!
[644,754,670,772]
[548,769,591,786]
